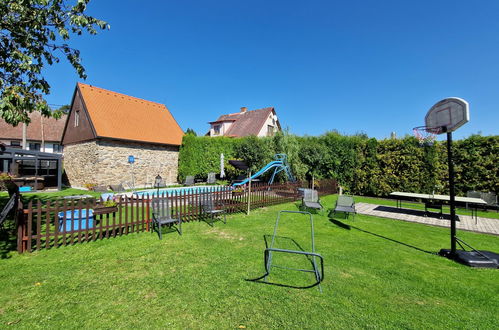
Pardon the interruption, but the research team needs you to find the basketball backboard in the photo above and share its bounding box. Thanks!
[425,97,469,134]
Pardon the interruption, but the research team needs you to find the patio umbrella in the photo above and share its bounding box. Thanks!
[220,153,225,178]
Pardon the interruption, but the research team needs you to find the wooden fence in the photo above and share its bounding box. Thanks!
[17,180,337,253]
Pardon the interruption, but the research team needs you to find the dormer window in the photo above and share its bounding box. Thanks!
[74,110,80,127]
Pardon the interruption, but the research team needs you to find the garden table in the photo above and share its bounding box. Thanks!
[389,192,486,221]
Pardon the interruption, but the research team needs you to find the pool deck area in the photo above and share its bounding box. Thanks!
[355,202,499,236]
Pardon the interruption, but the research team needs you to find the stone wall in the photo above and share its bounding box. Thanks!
[63,139,179,188]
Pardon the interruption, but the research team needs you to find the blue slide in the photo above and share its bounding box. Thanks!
[232,154,295,187]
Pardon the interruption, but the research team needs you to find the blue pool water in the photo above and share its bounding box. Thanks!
[134,185,225,198]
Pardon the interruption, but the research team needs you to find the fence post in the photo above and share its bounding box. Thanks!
[16,199,25,253]
[247,170,252,215]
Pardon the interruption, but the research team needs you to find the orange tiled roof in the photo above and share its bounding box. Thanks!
[78,83,183,145]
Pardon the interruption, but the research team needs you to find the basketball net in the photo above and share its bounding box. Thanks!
[413,126,441,146]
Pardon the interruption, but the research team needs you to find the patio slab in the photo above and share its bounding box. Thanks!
[355,202,499,236]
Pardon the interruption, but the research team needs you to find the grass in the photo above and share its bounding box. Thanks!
[0,194,498,328]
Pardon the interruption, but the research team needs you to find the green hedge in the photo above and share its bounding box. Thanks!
[178,132,498,196]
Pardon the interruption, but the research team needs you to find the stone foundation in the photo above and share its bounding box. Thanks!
[63,139,179,188]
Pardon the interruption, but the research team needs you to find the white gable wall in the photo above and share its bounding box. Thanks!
[257,112,280,137]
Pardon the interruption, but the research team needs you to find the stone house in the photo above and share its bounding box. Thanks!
[61,83,184,188]
[207,107,281,137]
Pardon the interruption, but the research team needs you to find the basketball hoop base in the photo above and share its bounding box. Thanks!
[439,249,499,268]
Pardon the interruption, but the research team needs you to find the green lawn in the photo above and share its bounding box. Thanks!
[0,194,498,328]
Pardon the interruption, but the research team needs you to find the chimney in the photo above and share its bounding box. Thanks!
[240,107,247,113]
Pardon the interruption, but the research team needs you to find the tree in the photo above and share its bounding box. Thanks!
[185,128,197,136]
[0,0,109,126]
[53,104,70,116]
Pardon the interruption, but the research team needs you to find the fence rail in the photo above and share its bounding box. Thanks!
[17,179,337,253]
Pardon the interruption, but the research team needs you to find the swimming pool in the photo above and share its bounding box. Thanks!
[133,185,226,198]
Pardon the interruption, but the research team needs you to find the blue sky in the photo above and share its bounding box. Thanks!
[44,0,499,140]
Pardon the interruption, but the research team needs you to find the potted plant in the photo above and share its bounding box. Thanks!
[84,183,97,191]
[0,172,19,196]
[93,200,118,215]
[232,186,244,197]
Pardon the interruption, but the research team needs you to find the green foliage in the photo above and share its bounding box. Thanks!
[185,128,197,136]
[0,0,109,126]
[235,136,273,172]
[179,133,498,197]
[102,200,117,207]
[178,135,242,181]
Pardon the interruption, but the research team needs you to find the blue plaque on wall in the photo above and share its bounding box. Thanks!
[128,155,135,164]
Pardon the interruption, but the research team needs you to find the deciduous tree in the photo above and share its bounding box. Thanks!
[0,0,108,125]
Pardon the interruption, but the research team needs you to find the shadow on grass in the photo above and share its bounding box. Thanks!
[329,219,351,230]
[245,235,322,290]
[373,205,459,221]
[329,211,438,255]
[0,220,17,259]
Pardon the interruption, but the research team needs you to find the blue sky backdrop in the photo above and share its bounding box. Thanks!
[44,0,499,140]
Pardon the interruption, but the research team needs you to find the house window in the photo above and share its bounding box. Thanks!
[29,143,41,151]
[74,110,80,127]
[10,141,21,148]
[53,144,63,153]
[214,125,221,135]
[267,125,274,136]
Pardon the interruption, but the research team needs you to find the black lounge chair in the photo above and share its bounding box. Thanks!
[333,195,356,220]
[183,176,195,186]
[200,195,226,226]
[93,185,109,193]
[109,183,126,194]
[207,172,216,184]
[151,197,182,239]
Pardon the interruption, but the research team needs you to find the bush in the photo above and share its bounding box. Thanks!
[178,133,499,196]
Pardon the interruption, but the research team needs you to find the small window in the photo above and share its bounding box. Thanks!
[214,125,221,135]
[74,110,80,127]
[267,125,274,136]
[53,144,63,153]
[10,141,21,148]
[29,143,41,151]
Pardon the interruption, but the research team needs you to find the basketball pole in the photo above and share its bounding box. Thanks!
[444,127,457,256]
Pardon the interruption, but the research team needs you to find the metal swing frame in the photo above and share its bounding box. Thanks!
[263,210,324,292]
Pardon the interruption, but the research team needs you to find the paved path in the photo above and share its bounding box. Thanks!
[356,203,499,236]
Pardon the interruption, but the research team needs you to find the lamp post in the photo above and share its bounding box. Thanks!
[154,174,163,197]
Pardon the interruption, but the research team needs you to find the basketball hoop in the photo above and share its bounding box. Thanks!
[413,126,441,146]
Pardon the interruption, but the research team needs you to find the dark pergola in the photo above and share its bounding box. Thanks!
[0,147,62,191]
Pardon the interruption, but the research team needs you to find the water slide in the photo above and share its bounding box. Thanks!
[232,154,295,187]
